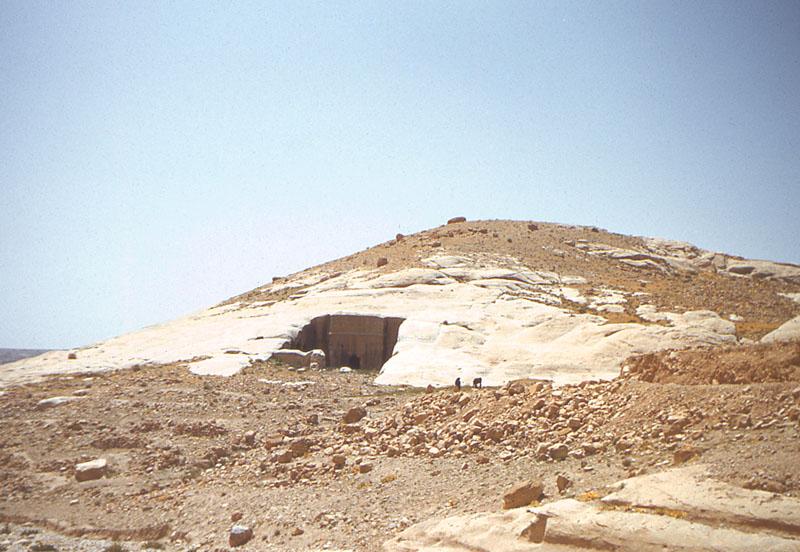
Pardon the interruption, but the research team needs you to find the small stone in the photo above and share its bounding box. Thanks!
[231,512,243,522]
[243,431,256,447]
[343,406,367,424]
[503,480,543,509]
[556,474,571,493]
[547,443,569,461]
[229,525,253,547]
[567,417,582,430]
[273,449,294,463]
[75,458,107,482]
[289,438,313,456]
[358,462,374,474]
[527,223,539,231]
[413,412,430,425]
[581,442,597,455]
[331,454,347,469]
[447,216,467,224]
[339,366,353,373]
[341,424,361,434]
[673,445,702,465]
[376,257,388,267]
[291,526,304,536]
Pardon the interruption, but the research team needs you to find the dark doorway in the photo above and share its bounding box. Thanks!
[291,314,405,370]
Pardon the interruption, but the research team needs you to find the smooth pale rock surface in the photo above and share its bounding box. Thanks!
[779,292,800,304]
[36,396,82,409]
[0,253,740,389]
[384,466,800,551]
[761,315,800,343]
[384,508,547,552]
[532,499,798,552]
[601,464,800,532]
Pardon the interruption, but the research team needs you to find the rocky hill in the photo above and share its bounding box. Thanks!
[2,219,799,389]
[1,218,799,551]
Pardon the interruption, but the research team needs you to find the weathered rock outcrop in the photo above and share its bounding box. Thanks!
[384,466,800,551]
[1,221,796,389]
[762,315,800,343]
[0,254,738,389]
[571,237,800,283]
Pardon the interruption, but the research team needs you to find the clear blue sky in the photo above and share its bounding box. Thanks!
[1,1,799,349]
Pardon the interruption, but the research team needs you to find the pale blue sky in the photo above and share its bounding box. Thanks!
[1,1,799,349]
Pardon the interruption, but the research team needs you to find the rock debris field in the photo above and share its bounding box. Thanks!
[1,347,799,551]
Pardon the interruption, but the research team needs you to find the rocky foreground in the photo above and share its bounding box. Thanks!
[1,342,799,551]
[2,219,799,550]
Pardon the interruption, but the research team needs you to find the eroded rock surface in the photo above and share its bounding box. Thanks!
[385,466,800,551]
[2,220,797,389]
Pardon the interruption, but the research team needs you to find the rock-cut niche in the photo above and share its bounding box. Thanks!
[291,314,404,370]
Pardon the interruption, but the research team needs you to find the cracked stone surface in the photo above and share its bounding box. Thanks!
[384,466,800,551]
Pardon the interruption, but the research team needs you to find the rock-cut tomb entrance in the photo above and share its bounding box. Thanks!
[290,314,404,370]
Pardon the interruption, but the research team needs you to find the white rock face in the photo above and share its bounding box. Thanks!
[384,465,800,551]
[1,254,738,388]
[761,315,800,344]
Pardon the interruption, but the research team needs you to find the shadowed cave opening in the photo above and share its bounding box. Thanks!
[291,314,405,370]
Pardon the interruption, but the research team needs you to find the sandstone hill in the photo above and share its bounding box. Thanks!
[2,218,799,389]
[1,218,799,551]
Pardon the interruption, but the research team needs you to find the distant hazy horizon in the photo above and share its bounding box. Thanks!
[2,1,799,349]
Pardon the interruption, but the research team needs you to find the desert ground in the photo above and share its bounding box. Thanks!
[2,219,800,551]
[1,341,799,550]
